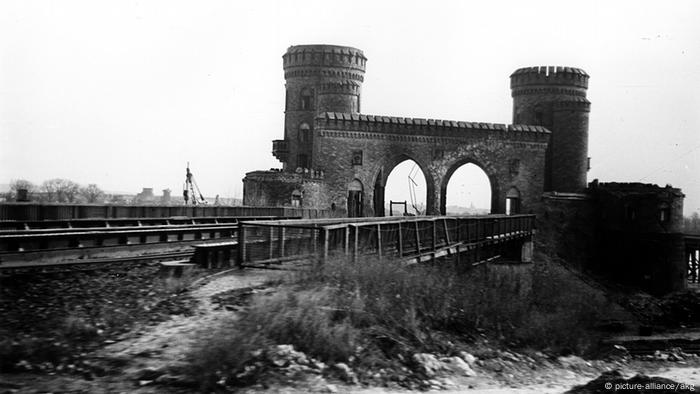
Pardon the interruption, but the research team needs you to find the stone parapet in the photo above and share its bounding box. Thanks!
[316,112,551,141]
[510,66,589,90]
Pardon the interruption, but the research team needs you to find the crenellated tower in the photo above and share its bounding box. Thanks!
[272,44,367,171]
[510,66,591,192]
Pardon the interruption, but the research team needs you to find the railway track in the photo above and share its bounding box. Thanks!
[0,215,294,273]
[0,249,195,275]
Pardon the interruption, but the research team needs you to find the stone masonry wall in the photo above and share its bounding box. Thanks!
[511,67,590,193]
[282,45,366,171]
[312,112,549,216]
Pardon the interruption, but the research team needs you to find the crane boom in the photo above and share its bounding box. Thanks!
[183,162,207,205]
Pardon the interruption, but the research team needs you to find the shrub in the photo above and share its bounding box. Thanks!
[189,287,358,389]
[189,254,617,387]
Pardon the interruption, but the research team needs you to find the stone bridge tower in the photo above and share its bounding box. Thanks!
[273,45,367,172]
[510,67,590,192]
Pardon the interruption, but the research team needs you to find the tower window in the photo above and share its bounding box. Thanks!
[298,123,311,142]
[351,150,363,166]
[300,88,313,110]
[659,203,671,223]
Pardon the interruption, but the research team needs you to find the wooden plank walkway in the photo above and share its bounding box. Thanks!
[236,215,535,267]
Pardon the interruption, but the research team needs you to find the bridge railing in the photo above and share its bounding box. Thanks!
[237,215,535,266]
[0,203,335,221]
[0,216,300,253]
[687,234,700,285]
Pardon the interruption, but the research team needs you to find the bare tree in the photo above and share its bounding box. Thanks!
[80,184,104,203]
[8,179,35,201]
[42,178,81,203]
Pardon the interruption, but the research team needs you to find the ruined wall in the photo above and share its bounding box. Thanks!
[242,170,331,210]
[537,194,597,270]
[537,182,686,295]
[591,182,685,234]
[590,182,686,295]
[243,171,303,207]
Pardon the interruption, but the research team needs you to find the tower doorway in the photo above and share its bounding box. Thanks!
[347,179,364,217]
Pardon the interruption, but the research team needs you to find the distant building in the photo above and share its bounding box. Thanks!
[161,189,172,204]
[133,188,156,204]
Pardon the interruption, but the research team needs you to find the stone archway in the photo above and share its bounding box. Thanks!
[372,154,436,217]
[440,158,500,215]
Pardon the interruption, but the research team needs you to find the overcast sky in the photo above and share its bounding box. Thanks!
[1,1,698,214]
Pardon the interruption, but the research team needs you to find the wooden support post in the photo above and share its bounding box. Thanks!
[322,228,329,262]
[237,225,246,267]
[397,222,403,257]
[278,227,285,258]
[455,219,461,243]
[344,226,350,256]
[201,248,208,270]
[224,248,232,267]
[442,219,450,245]
[268,227,274,259]
[475,221,481,263]
[353,225,359,263]
[376,224,382,259]
[432,220,437,252]
[414,220,421,253]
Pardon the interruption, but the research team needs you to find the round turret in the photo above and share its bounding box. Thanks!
[280,45,367,171]
[510,66,591,192]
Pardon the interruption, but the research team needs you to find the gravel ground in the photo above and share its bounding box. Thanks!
[0,262,198,371]
[2,265,699,394]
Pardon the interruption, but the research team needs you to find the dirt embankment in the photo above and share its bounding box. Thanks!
[1,265,700,394]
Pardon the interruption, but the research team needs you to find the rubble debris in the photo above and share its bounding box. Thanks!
[566,370,695,393]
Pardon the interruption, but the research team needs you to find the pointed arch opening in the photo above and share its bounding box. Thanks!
[444,162,493,215]
[378,159,427,216]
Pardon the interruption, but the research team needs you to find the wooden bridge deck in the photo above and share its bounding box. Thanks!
[237,214,535,267]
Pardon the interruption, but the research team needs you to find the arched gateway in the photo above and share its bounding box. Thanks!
[243,45,590,217]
